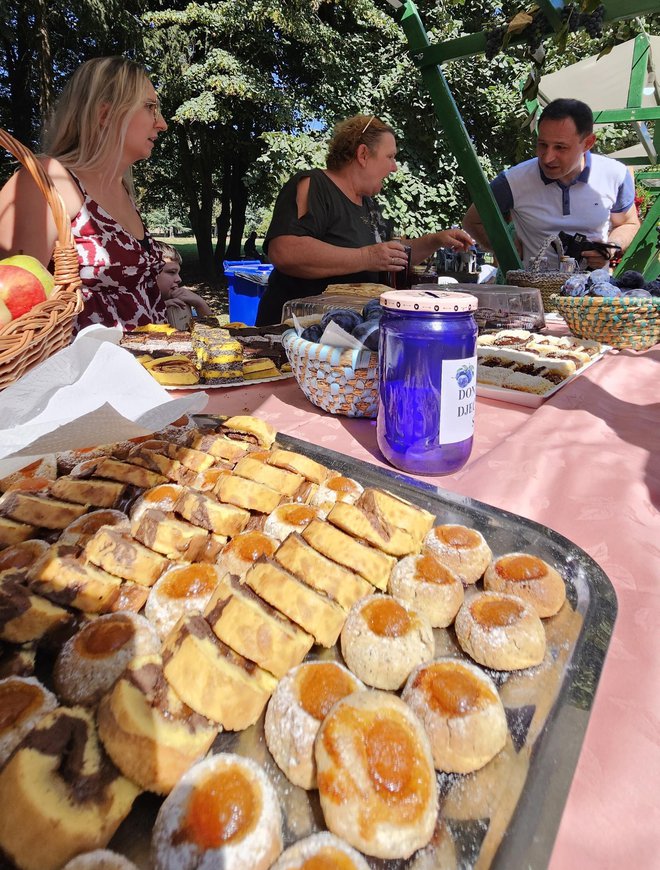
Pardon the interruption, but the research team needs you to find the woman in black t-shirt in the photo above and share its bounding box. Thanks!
[256,114,474,325]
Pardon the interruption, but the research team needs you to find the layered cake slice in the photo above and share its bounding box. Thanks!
[192,324,243,385]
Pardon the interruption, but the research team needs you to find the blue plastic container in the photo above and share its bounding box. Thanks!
[229,265,273,325]
[222,260,271,325]
[376,288,478,475]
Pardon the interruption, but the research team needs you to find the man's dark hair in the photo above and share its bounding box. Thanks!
[539,99,594,137]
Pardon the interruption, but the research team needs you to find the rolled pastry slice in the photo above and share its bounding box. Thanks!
[0,516,36,548]
[58,509,130,548]
[0,539,49,575]
[483,552,566,617]
[0,706,140,870]
[53,612,161,706]
[0,490,88,530]
[266,448,329,484]
[423,524,492,585]
[62,850,140,870]
[315,690,437,860]
[0,570,71,644]
[402,658,508,773]
[264,660,364,789]
[84,525,170,587]
[97,654,218,794]
[388,551,464,628]
[270,832,370,870]
[145,562,223,640]
[262,503,323,543]
[0,675,58,767]
[215,530,278,579]
[143,355,200,386]
[340,594,434,690]
[454,591,546,671]
[221,415,277,449]
[151,753,283,870]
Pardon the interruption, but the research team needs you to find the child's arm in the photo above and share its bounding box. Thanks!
[166,285,213,316]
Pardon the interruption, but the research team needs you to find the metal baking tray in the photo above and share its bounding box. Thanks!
[110,431,617,869]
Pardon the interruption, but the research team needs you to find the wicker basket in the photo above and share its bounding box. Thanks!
[0,129,82,390]
[507,234,587,314]
[282,329,379,418]
[551,294,660,351]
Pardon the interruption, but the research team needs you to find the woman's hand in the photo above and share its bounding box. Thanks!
[360,240,409,273]
[435,228,474,252]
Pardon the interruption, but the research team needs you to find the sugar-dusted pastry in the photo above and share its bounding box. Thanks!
[145,562,223,640]
[402,658,508,773]
[340,594,434,690]
[215,530,279,579]
[0,675,58,766]
[266,448,329,484]
[62,850,140,870]
[0,643,36,679]
[243,560,346,648]
[130,483,185,523]
[263,503,323,543]
[270,832,370,870]
[84,525,170,587]
[454,591,546,670]
[315,690,437,860]
[94,457,168,489]
[483,552,566,617]
[423,524,492,585]
[205,574,313,678]
[58,509,130,548]
[388,551,464,628]
[162,614,277,730]
[264,661,364,789]
[126,446,184,482]
[326,500,417,557]
[53,611,160,705]
[188,431,254,463]
[0,539,49,575]
[221,415,277,449]
[97,654,218,794]
[0,455,57,492]
[273,532,373,611]
[151,753,283,870]
[309,472,364,516]
[301,519,396,591]
[0,706,140,870]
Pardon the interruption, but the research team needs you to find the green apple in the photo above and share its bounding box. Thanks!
[0,254,55,298]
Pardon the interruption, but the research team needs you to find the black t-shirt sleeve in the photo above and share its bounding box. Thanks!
[265,171,328,250]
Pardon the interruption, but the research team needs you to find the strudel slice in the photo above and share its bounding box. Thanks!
[301,519,396,591]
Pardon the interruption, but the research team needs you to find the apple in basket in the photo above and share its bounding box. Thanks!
[0,254,53,320]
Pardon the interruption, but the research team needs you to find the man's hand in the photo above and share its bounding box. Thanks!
[581,248,611,270]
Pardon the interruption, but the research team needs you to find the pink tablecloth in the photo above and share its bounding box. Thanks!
[181,345,660,869]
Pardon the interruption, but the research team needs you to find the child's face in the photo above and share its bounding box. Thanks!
[157,258,181,295]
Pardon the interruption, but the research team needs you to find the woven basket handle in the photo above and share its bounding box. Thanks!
[528,234,564,275]
[0,128,79,286]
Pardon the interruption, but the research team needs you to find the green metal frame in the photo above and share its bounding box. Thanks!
[614,171,660,280]
[392,0,660,278]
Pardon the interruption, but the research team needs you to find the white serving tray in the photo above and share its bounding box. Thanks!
[477,348,610,408]
[162,372,294,391]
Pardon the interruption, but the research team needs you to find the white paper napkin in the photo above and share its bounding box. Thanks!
[0,326,207,476]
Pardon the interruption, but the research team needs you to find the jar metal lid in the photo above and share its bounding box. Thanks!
[379,288,478,313]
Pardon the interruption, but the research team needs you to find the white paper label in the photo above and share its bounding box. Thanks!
[438,356,477,445]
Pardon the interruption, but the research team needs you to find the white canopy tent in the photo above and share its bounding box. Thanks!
[537,35,660,165]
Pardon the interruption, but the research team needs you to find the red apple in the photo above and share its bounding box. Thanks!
[0,254,55,298]
[0,264,47,320]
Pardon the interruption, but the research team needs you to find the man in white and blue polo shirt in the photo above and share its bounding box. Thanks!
[463,99,640,269]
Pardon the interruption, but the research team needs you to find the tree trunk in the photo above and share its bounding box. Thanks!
[176,126,215,282]
[227,152,248,260]
[34,0,53,124]
[214,153,232,274]
[2,5,35,145]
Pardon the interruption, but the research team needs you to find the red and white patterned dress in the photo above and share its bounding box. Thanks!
[70,174,168,333]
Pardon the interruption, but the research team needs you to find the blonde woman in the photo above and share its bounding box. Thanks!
[0,56,170,332]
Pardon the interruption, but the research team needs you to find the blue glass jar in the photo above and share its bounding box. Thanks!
[376,289,478,475]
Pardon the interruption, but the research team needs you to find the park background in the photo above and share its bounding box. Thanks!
[1,0,657,310]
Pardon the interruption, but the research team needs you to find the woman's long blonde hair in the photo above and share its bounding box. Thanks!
[42,56,150,188]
